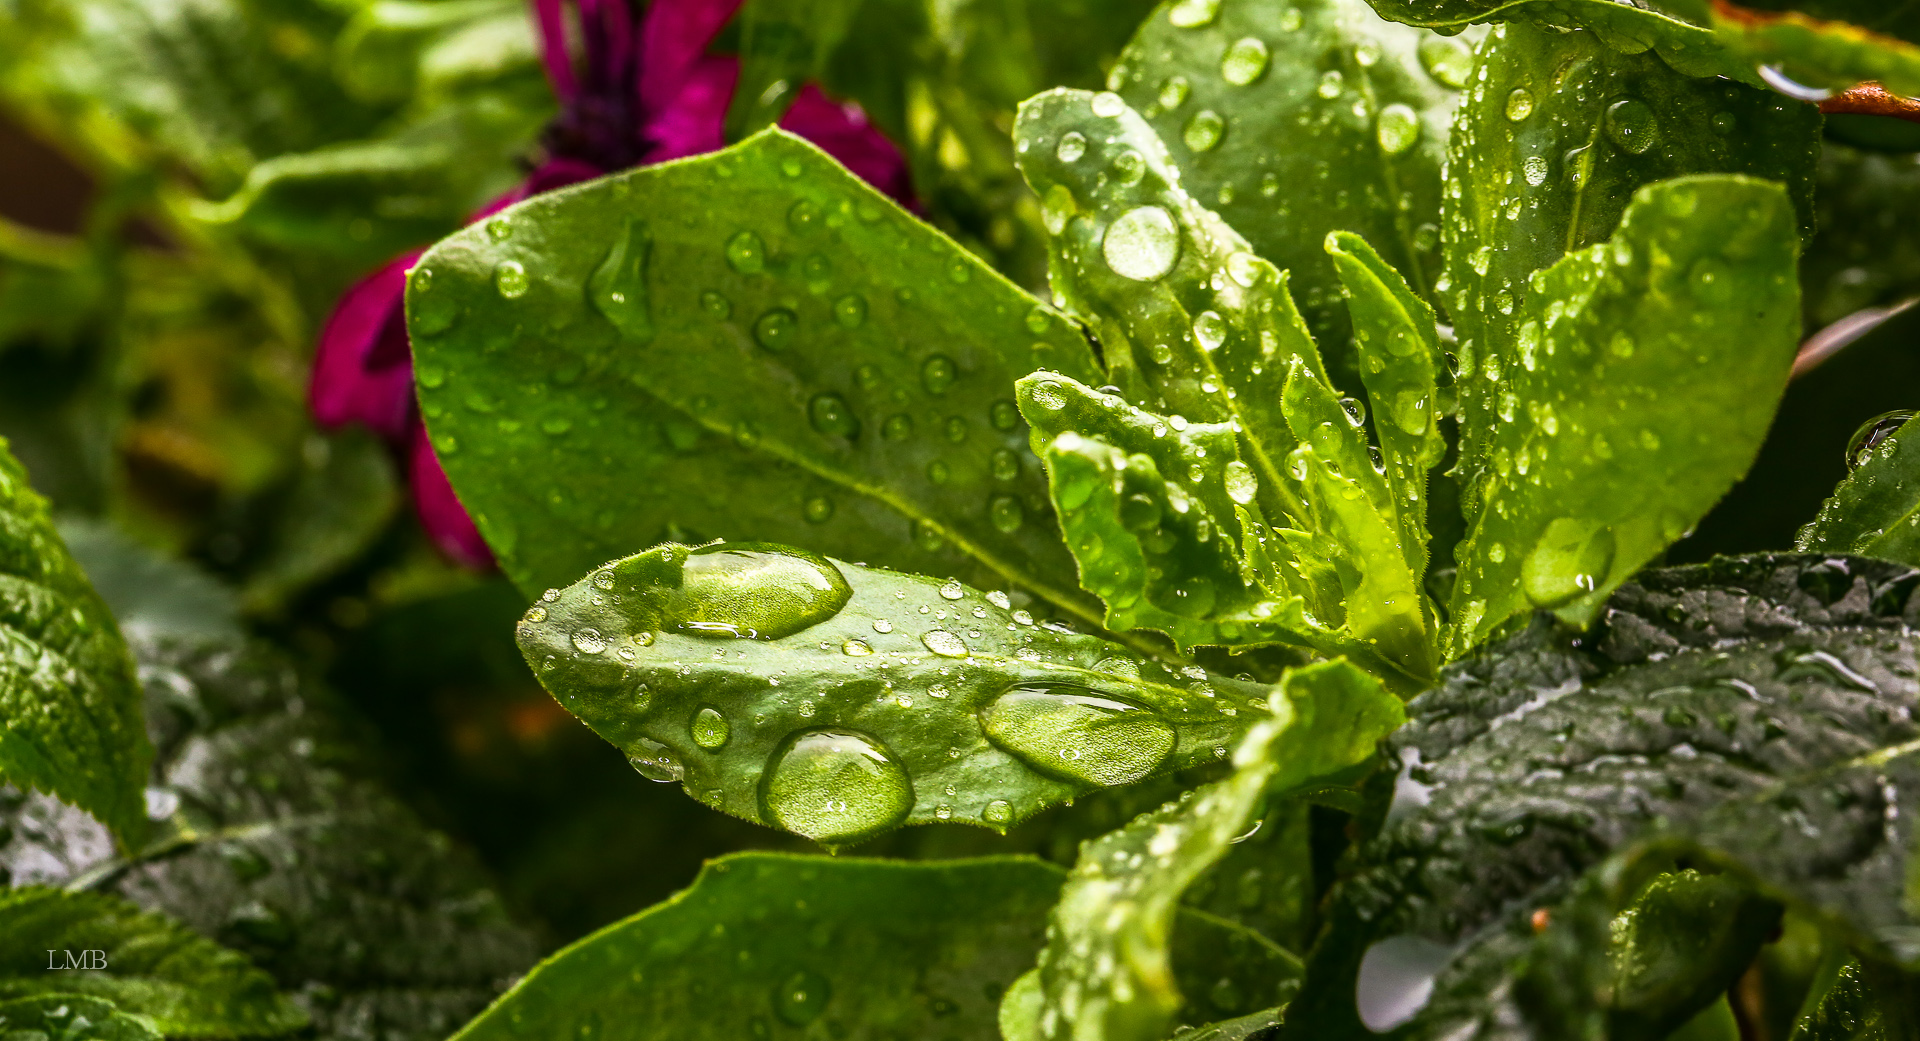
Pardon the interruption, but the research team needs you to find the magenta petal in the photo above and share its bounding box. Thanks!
[780,85,915,204]
[409,422,495,569]
[639,0,745,123]
[532,0,579,102]
[310,253,421,445]
[643,55,736,163]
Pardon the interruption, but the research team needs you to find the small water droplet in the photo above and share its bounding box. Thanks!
[1224,460,1258,504]
[627,737,684,782]
[701,290,731,319]
[1103,206,1181,281]
[922,355,957,394]
[787,199,820,233]
[1055,131,1087,162]
[1505,88,1534,121]
[983,799,1014,825]
[764,730,914,843]
[990,494,1025,533]
[1184,110,1225,151]
[833,294,867,329]
[804,496,834,523]
[1090,91,1126,118]
[883,414,914,440]
[726,231,766,274]
[754,309,798,351]
[842,638,873,656]
[1031,381,1067,411]
[1220,38,1270,86]
[1604,98,1657,154]
[1376,103,1421,156]
[1317,70,1344,99]
[1167,0,1220,28]
[1847,410,1915,470]
[494,260,529,298]
[571,627,607,654]
[1159,75,1191,110]
[980,684,1176,786]
[872,618,894,634]
[588,218,653,340]
[1689,257,1733,305]
[773,968,831,1025]
[808,393,860,438]
[1193,311,1227,350]
[692,706,731,749]
[991,448,1021,481]
[1523,155,1548,186]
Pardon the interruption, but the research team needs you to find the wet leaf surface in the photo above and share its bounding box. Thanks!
[1799,414,1920,564]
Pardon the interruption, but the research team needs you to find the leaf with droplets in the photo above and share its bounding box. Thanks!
[1278,553,1920,1040]
[0,995,159,1040]
[1787,956,1920,1040]
[409,128,1108,627]
[452,853,1060,1041]
[0,439,151,849]
[517,541,1271,845]
[1015,659,1402,1041]
[1109,0,1474,365]
[1444,176,1801,658]
[0,887,306,1039]
[1798,413,1920,565]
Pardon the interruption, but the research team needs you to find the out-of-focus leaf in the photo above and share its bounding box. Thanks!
[1444,174,1801,656]
[517,541,1268,844]
[0,439,150,848]
[0,887,305,1039]
[55,518,242,645]
[238,429,399,615]
[1798,413,1920,563]
[1017,660,1401,1041]
[0,632,540,1041]
[1278,553,1920,1040]
[1788,957,1920,1040]
[1110,0,1472,360]
[452,853,1059,1041]
[1802,143,1920,329]
[0,994,159,1041]
[409,129,1105,624]
[332,0,530,105]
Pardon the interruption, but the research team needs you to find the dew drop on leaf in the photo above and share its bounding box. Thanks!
[922,355,957,394]
[1604,98,1657,155]
[772,969,831,1025]
[764,730,914,843]
[1523,155,1548,186]
[1183,110,1226,152]
[1376,103,1421,156]
[571,627,606,654]
[1103,206,1181,281]
[882,414,914,440]
[842,638,873,656]
[1846,410,1915,470]
[1418,36,1473,89]
[921,630,968,657]
[691,706,731,750]
[1031,381,1068,411]
[1505,87,1534,122]
[1090,91,1126,118]
[1166,0,1220,28]
[1224,460,1258,505]
[807,393,860,438]
[1055,131,1087,162]
[666,544,853,639]
[832,294,867,329]
[725,231,766,274]
[753,309,797,351]
[494,260,529,299]
[786,199,819,233]
[627,737,684,782]
[588,218,653,341]
[992,448,1021,481]
[979,684,1176,786]
[1193,311,1227,351]
[1111,148,1145,185]
[1521,518,1616,608]
[982,799,1014,825]
[990,494,1025,533]
[1158,75,1191,110]
[804,497,834,523]
[1220,37,1270,86]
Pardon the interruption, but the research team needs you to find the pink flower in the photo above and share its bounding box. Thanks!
[310,0,912,568]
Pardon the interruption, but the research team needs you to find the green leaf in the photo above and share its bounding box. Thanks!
[409,128,1107,626]
[1020,659,1402,1041]
[516,541,1269,844]
[1444,174,1802,656]
[0,887,305,1039]
[452,853,1063,1041]
[1278,553,1920,1039]
[1788,957,1920,1040]
[237,428,400,614]
[1797,414,1920,564]
[0,439,151,848]
[1803,144,1920,329]
[0,995,160,1041]
[55,519,241,646]
[1109,0,1474,359]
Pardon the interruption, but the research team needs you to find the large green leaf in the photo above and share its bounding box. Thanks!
[1278,553,1920,1040]
[1802,143,1920,329]
[517,541,1268,844]
[0,994,159,1041]
[1787,957,1920,1040]
[1016,660,1403,1041]
[409,128,1108,625]
[0,888,304,1039]
[1444,173,1802,656]
[1798,414,1920,564]
[0,439,150,848]
[453,853,1059,1041]
[1109,0,1473,359]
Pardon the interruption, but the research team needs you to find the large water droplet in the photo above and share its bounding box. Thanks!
[1356,935,1453,1032]
[1103,206,1181,281]
[980,684,1176,786]
[666,544,852,639]
[991,448,1021,482]
[764,730,914,843]
[1523,155,1548,186]
[1521,518,1616,607]
[628,737,684,782]
[726,231,766,274]
[1847,410,1915,470]
[494,260,529,299]
[588,219,653,341]
[692,706,731,750]
[1166,0,1221,28]
[773,969,830,1026]
[1604,98,1657,155]
[1183,110,1225,151]
[1220,38,1270,86]
[1090,91,1127,118]
[1505,88,1534,122]
[808,393,860,438]
[754,309,797,351]
[922,355,957,394]
[1056,131,1088,162]
[1030,381,1068,411]
[1376,104,1421,156]
[1193,311,1227,350]
[1224,460,1258,504]
[1111,148,1146,185]
[921,630,968,657]
[983,799,1014,825]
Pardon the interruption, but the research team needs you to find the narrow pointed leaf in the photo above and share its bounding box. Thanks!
[0,440,151,849]
[409,129,1105,624]
[1021,659,1402,1041]
[453,854,1062,1041]
[1110,0,1473,356]
[1797,414,1920,564]
[1446,176,1800,657]
[516,542,1269,843]
[0,888,305,1039]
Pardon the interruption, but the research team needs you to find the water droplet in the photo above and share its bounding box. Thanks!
[1090,91,1127,118]
[1523,155,1548,186]
[726,231,766,274]
[1193,311,1227,350]
[589,218,653,340]
[1056,131,1088,162]
[1689,257,1733,305]
[833,294,867,329]
[990,401,1022,432]
[1159,75,1191,110]
[665,544,853,639]
[1031,381,1067,411]
[494,260,529,298]
[804,496,834,523]
[1221,37,1270,86]
[1356,935,1453,1032]
[922,355,957,394]
[764,730,914,843]
[1316,70,1344,99]
[1184,110,1225,151]
[1224,460,1258,504]
[983,799,1014,825]
[1522,518,1616,608]
[980,684,1176,786]
[485,216,512,241]
[808,393,860,439]
[754,309,798,351]
[692,706,731,750]
[1604,98,1657,155]
[1847,410,1915,470]
[1505,88,1534,122]
[1711,111,1736,134]
[773,969,831,1025]
[927,459,951,484]
[1167,0,1220,28]
[883,414,913,440]
[842,638,873,656]
[1376,103,1421,156]
[991,448,1021,481]
[1418,36,1473,89]
[571,627,607,654]
[990,495,1025,533]
[873,618,894,634]
[921,630,968,657]
[628,737,684,782]
[700,291,732,320]
[1103,206,1181,281]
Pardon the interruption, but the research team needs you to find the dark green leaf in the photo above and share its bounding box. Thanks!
[0,887,304,1039]
[1798,414,1920,564]
[409,129,1107,625]
[237,428,399,614]
[55,519,241,646]
[0,439,150,848]
[1788,957,1920,1040]
[0,995,159,1041]
[517,541,1269,844]
[451,853,1062,1041]
[1110,0,1473,359]
[1279,553,1920,1040]
[1802,143,1920,330]
[1019,659,1401,1041]
[1444,173,1802,656]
